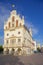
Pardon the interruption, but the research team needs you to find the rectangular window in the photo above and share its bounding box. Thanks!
[6,40,9,44]
[12,24,14,27]
[11,39,16,44]
[7,33,9,36]
[18,39,21,43]
[18,32,20,34]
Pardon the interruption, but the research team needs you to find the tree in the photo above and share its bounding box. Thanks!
[37,47,41,53]
[0,45,3,53]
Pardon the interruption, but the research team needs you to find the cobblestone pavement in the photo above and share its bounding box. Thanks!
[0,53,43,65]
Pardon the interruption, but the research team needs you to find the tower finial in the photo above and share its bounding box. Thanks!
[12,4,15,8]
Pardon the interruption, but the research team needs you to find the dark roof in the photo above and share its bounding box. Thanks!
[24,25,32,37]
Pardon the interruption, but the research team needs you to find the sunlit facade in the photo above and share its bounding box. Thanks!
[3,10,36,55]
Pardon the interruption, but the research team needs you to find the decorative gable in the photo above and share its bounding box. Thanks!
[4,10,24,30]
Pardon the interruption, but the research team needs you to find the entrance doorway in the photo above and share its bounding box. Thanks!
[11,48,15,55]
[6,48,9,54]
[17,48,22,55]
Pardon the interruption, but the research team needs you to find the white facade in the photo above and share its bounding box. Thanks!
[3,10,36,55]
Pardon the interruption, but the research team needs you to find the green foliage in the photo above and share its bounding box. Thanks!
[0,45,3,53]
[37,47,41,53]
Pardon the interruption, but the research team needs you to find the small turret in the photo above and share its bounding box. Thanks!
[11,10,17,15]
[29,28,32,36]
[22,16,24,25]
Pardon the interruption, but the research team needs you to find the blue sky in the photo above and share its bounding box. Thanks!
[0,0,43,45]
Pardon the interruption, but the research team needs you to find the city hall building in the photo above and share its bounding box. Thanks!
[3,10,36,55]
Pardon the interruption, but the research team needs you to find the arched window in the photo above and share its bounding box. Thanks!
[12,16,14,22]
[16,20,18,27]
